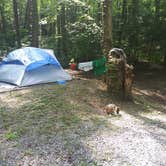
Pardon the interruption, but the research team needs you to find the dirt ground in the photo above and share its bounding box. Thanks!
[0,65,166,166]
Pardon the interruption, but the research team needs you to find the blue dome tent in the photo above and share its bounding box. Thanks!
[0,47,72,86]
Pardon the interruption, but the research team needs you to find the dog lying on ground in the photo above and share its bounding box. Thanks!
[104,104,120,115]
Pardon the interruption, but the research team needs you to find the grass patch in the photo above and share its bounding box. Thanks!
[79,161,98,166]
[91,116,106,126]
[59,114,81,127]
[5,131,19,141]
[0,81,109,143]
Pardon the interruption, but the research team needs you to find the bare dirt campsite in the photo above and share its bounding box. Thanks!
[0,65,166,166]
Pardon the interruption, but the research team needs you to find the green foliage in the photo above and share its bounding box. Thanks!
[0,0,166,64]
[67,15,102,62]
[112,0,166,63]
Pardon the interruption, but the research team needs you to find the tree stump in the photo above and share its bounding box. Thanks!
[124,64,134,99]
[106,49,134,100]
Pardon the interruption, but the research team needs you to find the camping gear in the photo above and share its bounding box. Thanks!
[69,58,76,70]
[78,61,93,71]
[0,47,72,86]
[70,63,77,70]
[93,56,107,76]
[56,80,66,85]
[0,82,16,93]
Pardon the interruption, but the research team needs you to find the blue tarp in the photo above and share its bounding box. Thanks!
[1,47,61,71]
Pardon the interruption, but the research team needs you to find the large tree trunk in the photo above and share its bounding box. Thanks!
[13,0,21,47]
[31,0,39,47]
[103,0,113,56]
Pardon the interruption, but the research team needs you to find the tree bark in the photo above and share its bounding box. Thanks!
[96,2,102,26]
[164,50,166,66]
[24,0,32,31]
[155,0,160,21]
[103,0,113,56]
[13,0,21,47]
[128,0,139,57]
[57,14,61,56]
[61,4,67,57]
[118,0,127,45]
[31,0,39,47]
[0,4,6,34]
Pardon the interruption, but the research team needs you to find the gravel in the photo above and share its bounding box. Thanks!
[1,110,165,166]
[86,111,166,166]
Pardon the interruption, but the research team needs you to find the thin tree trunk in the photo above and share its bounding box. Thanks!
[24,0,32,31]
[164,50,166,66]
[13,0,21,47]
[96,2,102,25]
[31,0,39,47]
[155,0,160,21]
[57,14,61,56]
[0,4,6,34]
[128,0,139,57]
[0,2,7,48]
[61,4,67,56]
[118,0,127,45]
[103,0,113,56]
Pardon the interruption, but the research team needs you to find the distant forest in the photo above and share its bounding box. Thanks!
[0,0,166,66]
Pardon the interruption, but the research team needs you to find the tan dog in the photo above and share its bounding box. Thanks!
[104,104,120,115]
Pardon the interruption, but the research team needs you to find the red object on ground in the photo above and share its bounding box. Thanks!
[70,63,76,70]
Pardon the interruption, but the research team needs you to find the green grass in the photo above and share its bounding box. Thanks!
[5,131,19,141]
[79,161,98,166]
[0,82,107,141]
